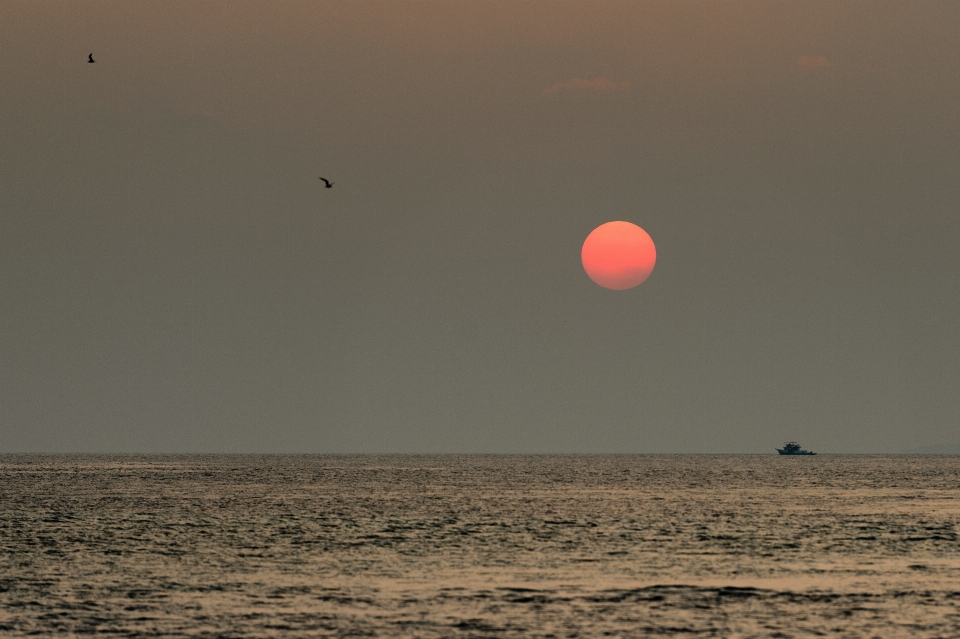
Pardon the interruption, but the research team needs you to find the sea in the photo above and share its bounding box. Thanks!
[1,454,958,637]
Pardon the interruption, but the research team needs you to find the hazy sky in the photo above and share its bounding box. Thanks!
[3,1,960,453]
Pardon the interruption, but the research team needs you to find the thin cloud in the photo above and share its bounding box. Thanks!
[797,55,830,70]
[540,77,631,97]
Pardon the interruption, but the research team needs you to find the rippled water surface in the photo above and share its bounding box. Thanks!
[1,454,959,637]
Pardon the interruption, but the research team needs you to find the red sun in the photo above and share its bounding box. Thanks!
[581,221,656,290]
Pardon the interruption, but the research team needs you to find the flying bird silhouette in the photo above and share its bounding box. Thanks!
[88,53,95,63]
[319,177,333,188]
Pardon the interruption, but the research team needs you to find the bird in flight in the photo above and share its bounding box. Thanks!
[319,177,333,188]
[88,53,95,63]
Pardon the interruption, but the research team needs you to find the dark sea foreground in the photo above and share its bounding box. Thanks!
[1,455,959,637]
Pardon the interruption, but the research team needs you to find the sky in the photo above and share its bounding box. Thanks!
[3,1,960,453]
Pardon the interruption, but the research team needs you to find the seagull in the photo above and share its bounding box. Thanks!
[318,177,333,188]
[88,53,95,63]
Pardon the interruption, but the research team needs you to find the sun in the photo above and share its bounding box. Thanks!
[581,221,656,290]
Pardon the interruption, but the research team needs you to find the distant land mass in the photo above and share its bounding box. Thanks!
[903,444,960,454]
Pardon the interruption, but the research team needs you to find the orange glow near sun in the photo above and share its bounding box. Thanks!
[581,221,656,290]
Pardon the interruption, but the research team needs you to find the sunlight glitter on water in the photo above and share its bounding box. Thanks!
[1,454,959,637]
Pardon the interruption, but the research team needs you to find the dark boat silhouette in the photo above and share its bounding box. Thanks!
[777,441,816,455]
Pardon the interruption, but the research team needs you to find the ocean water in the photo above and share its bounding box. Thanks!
[1,454,959,638]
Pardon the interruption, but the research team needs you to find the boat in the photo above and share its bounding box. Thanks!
[776,441,816,455]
